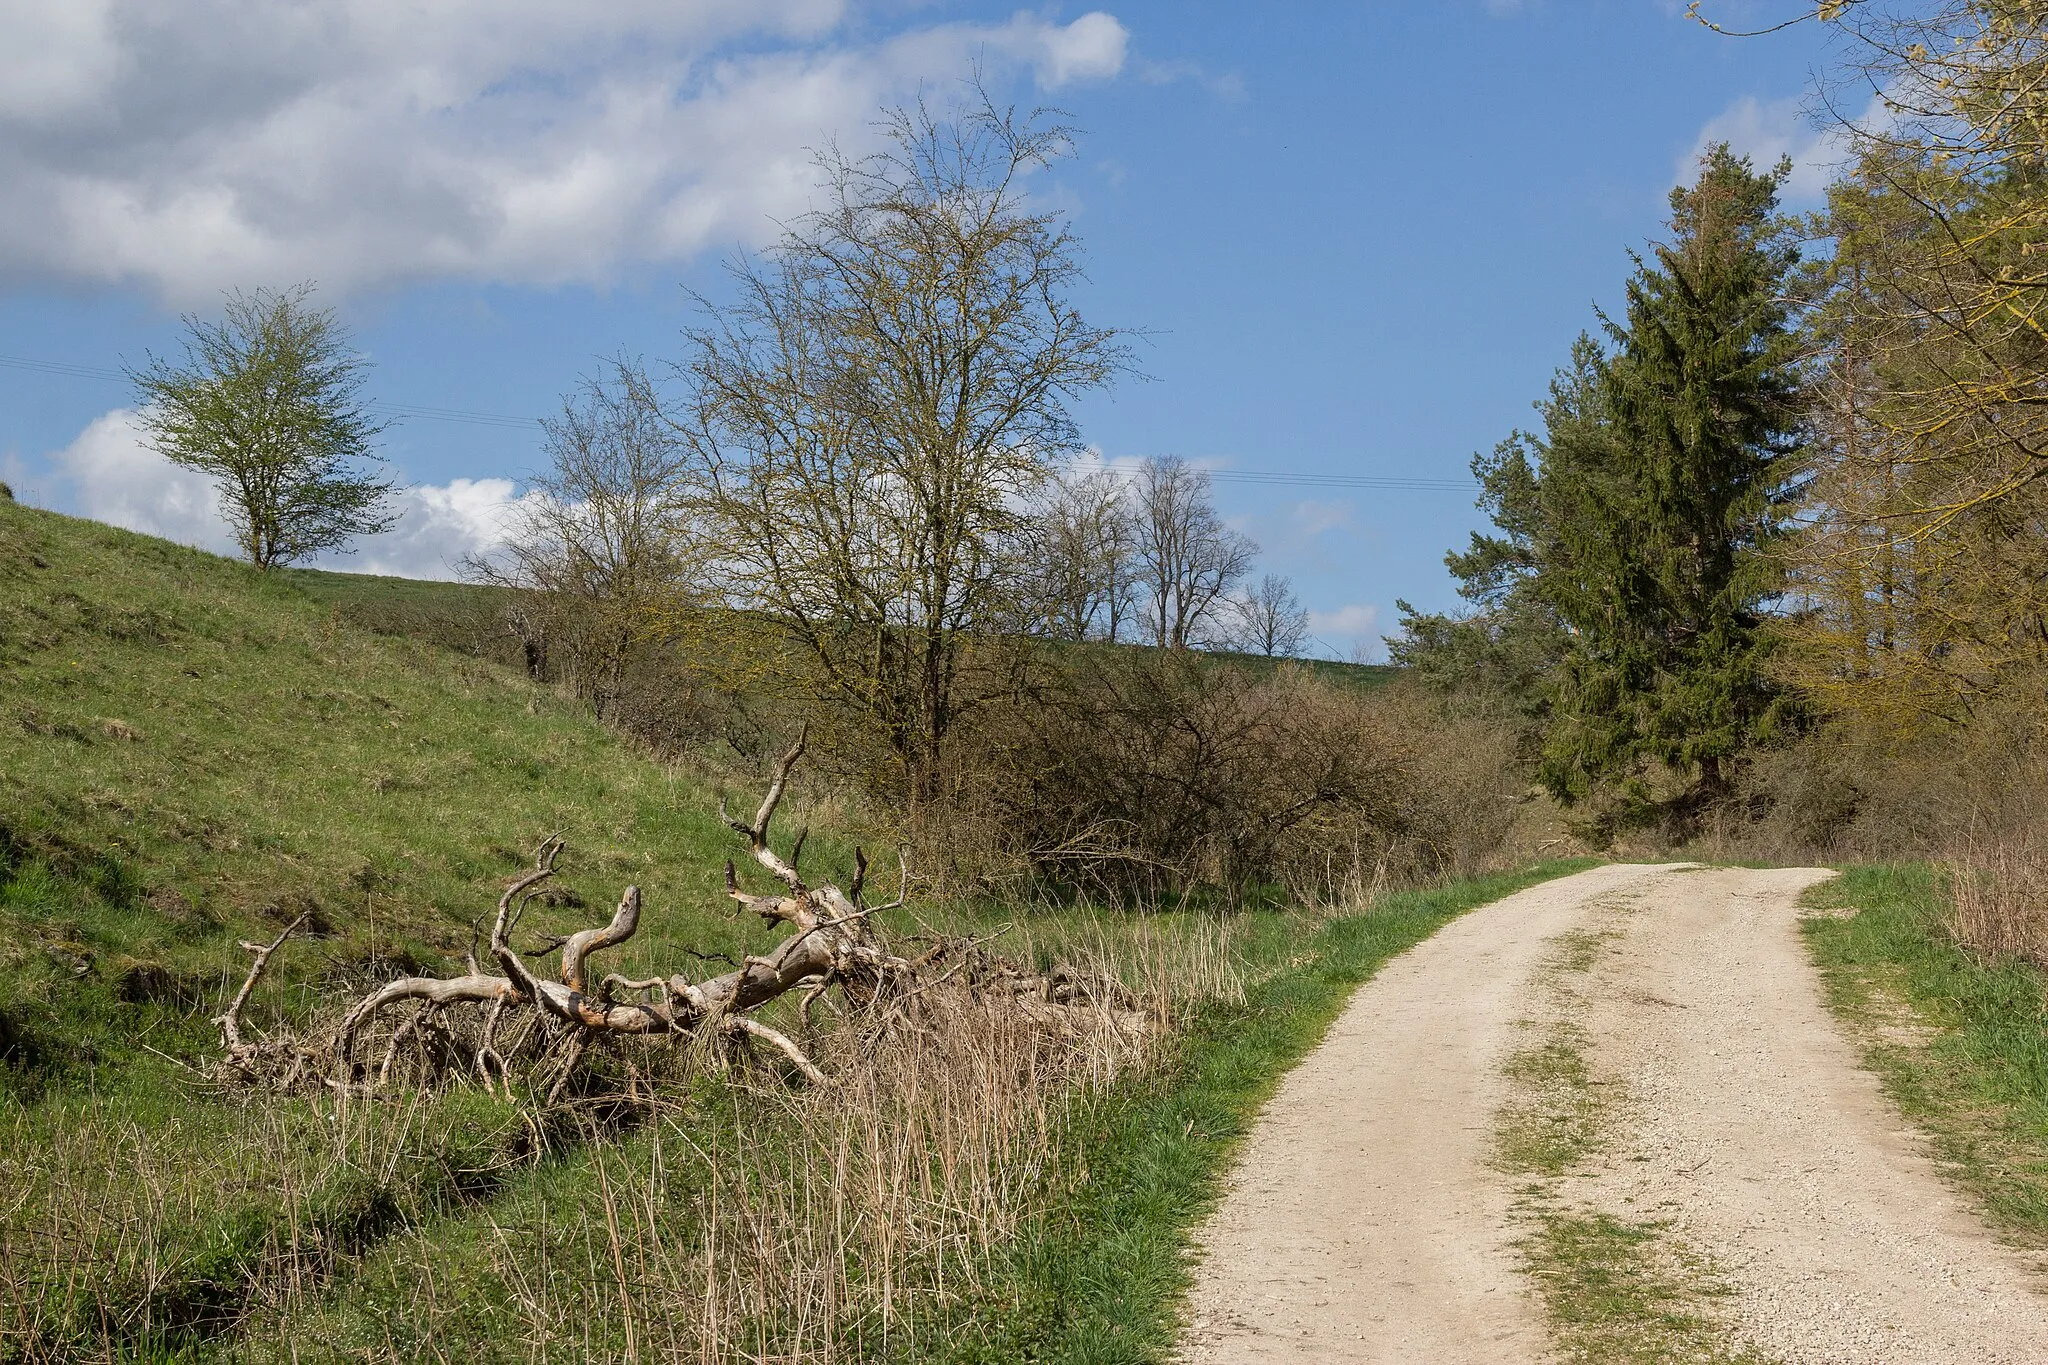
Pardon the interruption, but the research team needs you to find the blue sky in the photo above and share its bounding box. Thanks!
[0,1,1848,658]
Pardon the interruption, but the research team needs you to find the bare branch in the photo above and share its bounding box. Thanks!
[729,1017,827,1085]
[214,914,307,1050]
[561,886,642,991]
[719,727,809,891]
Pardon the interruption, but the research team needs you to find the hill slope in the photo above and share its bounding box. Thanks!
[0,502,856,1081]
[0,501,875,1358]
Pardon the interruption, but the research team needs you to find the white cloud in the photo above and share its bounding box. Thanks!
[350,477,530,579]
[1134,56,1244,101]
[0,3,1128,302]
[1681,94,1851,206]
[55,408,233,551]
[1014,11,1128,87]
[45,406,528,579]
[1289,498,1353,540]
[1307,602,1379,659]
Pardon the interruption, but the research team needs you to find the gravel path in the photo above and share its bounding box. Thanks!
[1176,863,2048,1363]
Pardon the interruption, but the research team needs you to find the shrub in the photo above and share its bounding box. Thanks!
[929,652,1524,904]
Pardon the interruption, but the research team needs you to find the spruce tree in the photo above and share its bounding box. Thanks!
[1537,146,1807,822]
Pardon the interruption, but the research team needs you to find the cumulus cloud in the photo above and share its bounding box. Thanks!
[46,407,529,579]
[1681,94,1865,206]
[1011,10,1128,86]
[350,478,531,579]
[0,3,1128,302]
[56,409,232,551]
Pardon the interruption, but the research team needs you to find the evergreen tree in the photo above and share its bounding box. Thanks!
[1537,146,1807,821]
[1390,412,1573,759]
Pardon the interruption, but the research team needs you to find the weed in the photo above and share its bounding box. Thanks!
[1495,902,1766,1363]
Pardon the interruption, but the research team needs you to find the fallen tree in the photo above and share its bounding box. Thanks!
[210,732,1136,1096]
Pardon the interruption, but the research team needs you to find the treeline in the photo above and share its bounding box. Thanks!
[453,98,1523,903]
[1396,2,2048,955]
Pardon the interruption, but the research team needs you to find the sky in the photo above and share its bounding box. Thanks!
[0,0,1856,660]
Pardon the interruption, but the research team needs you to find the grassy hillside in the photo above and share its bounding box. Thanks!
[0,502,853,1076]
[0,499,1454,1362]
[283,564,525,666]
[0,501,877,1357]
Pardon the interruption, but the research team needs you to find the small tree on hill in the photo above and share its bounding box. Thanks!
[130,284,395,568]
[1031,466,1140,642]
[1221,572,1309,656]
[673,96,1128,801]
[470,359,693,714]
[1132,455,1257,649]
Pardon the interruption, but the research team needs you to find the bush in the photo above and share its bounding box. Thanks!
[1710,689,2048,968]
[928,651,1525,904]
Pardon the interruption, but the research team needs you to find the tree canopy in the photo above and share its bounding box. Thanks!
[1399,148,1808,832]
[130,284,395,569]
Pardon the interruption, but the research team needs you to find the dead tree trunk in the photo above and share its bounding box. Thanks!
[217,731,1137,1094]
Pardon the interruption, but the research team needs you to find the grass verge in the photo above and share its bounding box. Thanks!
[913,858,1600,1364]
[1801,863,2048,1245]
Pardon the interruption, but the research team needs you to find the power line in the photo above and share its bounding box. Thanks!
[0,354,545,432]
[0,351,1478,492]
[0,355,124,382]
[368,402,541,431]
[1206,470,1474,492]
[1094,458,1474,494]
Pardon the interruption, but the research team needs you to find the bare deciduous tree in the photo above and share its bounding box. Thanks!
[1132,456,1257,650]
[469,360,691,716]
[1032,466,1139,642]
[1218,572,1309,657]
[672,95,1128,799]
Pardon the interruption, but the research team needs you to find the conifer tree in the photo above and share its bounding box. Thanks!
[1537,146,1807,821]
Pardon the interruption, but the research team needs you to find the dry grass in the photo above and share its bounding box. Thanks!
[0,1083,528,1357]
[0,902,1262,1363]
[1948,834,2048,968]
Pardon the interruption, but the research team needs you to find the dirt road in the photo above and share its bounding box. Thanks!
[1177,863,2048,1363]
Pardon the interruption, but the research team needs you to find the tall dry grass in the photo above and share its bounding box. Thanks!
[1949,835,2048,969]
[4,907,1276,1362]
[0,1081,530,1360]
[1712,700,2048,971]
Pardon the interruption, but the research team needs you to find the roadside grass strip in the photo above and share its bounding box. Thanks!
[912,859,1598,1365]
[1802,864,2048,1248]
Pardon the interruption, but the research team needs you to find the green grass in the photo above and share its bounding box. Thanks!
[1490,901,1765,1365]
[0,502,862,1079]
[0,503,872,1357]
[0,499,1538,1361]
[1521,1211,1764,1365]
[913,859,1600,1363]
[282,565,523,665]
[1802,864,2048,1244]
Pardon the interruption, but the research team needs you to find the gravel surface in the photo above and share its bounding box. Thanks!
[1176,863,2048,1363]
[1576,865,2048,1363]
[1178,863,1667,1363]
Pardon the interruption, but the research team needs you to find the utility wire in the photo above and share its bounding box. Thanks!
[0,355,545,431]
[0,351,1479,491]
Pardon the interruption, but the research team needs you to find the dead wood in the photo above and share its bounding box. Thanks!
[213,735,1142,1097]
